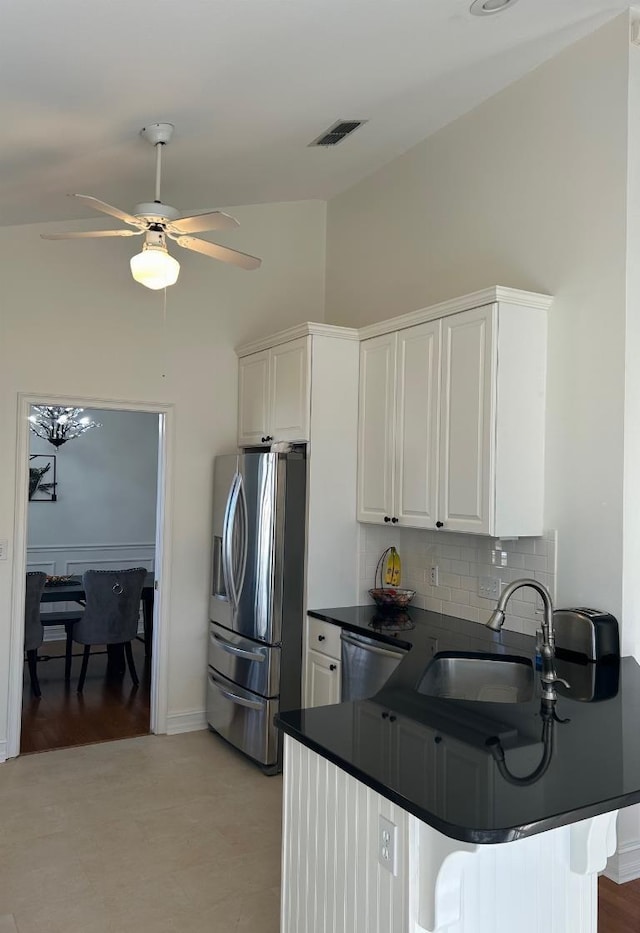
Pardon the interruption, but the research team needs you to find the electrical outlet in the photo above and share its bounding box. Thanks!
[479,576,501,599]
[378,815,397,875]
[429,565,439,587]
[0,539,7,561]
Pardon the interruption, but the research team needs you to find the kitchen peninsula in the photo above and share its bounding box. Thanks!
[277,607,639,933]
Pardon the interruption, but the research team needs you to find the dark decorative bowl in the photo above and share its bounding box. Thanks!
[368,587,416,610]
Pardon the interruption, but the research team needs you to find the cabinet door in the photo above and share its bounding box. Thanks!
[305,649,341,708]
[438,305,496,535]
[238,350,270,447]
[436,735,492,825]
[357,333,397,524]
[270,337,311,442]
[395,321,441,528]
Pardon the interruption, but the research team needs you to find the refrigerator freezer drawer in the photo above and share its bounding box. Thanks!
[207,669,280,767]
[208,622,281,698]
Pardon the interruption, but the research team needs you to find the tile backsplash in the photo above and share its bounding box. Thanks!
[359,524,557,637]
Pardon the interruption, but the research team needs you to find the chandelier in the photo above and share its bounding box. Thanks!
[29,407,101,448]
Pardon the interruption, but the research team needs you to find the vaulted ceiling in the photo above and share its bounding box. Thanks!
[0,0,628,226]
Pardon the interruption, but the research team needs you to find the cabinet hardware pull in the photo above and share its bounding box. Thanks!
[384,516,391,523]
[389,715,397,722]
[391,517,398,524]
[318,635,326,642]
[436,521,444,528]
[330,664,337,671]
[381,711,389,719]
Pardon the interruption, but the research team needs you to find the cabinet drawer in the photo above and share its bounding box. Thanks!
[307,616,341,659]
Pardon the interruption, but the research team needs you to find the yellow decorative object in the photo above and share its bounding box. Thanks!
[383,547,402,587]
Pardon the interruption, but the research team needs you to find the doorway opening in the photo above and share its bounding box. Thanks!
[8,395,173,759]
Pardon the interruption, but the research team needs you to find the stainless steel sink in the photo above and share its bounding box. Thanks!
[418,652,535,703]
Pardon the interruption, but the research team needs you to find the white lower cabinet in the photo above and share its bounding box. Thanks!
[305,649,341,708]
[304,616,342,708]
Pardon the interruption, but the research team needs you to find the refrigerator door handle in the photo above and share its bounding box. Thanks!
[235,471,249,603]
[211,632,265,663]
[208,674,264,711]
[223,472,241,612]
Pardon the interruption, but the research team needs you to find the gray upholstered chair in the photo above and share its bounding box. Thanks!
[73,568,146,693]
[25,571,47,697]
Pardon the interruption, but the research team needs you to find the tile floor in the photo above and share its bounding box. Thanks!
[0,731,282,932]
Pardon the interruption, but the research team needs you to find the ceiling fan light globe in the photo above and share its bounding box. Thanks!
[130,245,180,290]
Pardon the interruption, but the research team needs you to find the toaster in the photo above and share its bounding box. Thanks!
[552,608,619,662]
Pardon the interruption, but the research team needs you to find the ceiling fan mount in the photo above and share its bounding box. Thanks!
[140,122,175,148]
[41,122,262,289]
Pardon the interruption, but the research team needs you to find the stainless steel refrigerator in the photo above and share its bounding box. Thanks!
[206,449,306,772]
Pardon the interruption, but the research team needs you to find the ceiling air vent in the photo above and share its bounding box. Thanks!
[309,120,367,147]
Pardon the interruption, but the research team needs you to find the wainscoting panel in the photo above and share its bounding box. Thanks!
[27,544,155,641]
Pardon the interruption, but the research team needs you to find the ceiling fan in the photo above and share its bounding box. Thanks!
[41,123,262,290]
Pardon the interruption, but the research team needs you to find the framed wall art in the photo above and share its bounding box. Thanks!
[29,454,57,501]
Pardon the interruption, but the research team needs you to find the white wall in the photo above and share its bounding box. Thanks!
[0,198,327,742]
[613,19,640,879]
[326,15,630,625]
[28,407,158,550]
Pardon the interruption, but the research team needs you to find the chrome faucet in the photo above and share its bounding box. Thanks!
[486,578,569,703]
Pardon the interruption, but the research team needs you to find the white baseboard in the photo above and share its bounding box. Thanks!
[166,709,208,735]
[604,841,640,883]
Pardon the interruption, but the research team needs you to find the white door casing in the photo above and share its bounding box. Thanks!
[6,392,174,759]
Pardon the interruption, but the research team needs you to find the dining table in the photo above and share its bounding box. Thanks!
[40,571,155,683]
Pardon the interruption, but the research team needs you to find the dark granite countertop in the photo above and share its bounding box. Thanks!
[277,605,635,844]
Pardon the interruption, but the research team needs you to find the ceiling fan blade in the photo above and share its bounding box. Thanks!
[41,229,144,240]
[71,194,144,228]
[175,236,262,271]
[167,211,240,235]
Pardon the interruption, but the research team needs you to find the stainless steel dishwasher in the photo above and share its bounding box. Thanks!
[340,630,408,701]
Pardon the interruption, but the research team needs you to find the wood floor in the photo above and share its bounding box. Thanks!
[20,637,150,754]
[599,875,640,932]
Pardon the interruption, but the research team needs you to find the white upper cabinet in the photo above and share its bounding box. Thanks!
[439,306,494,535]
[357,333,397,524]
[358,322,441,529]
[357,289,549,537]
[237,349,270,447]
[238,336,310,446]
[395,321,441,529]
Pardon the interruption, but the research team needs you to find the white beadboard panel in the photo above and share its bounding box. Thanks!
[282,736,407,933]
[359,525,557,636]
[283,738,614,933]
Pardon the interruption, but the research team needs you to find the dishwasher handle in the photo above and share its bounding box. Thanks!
[340,630,408,662]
